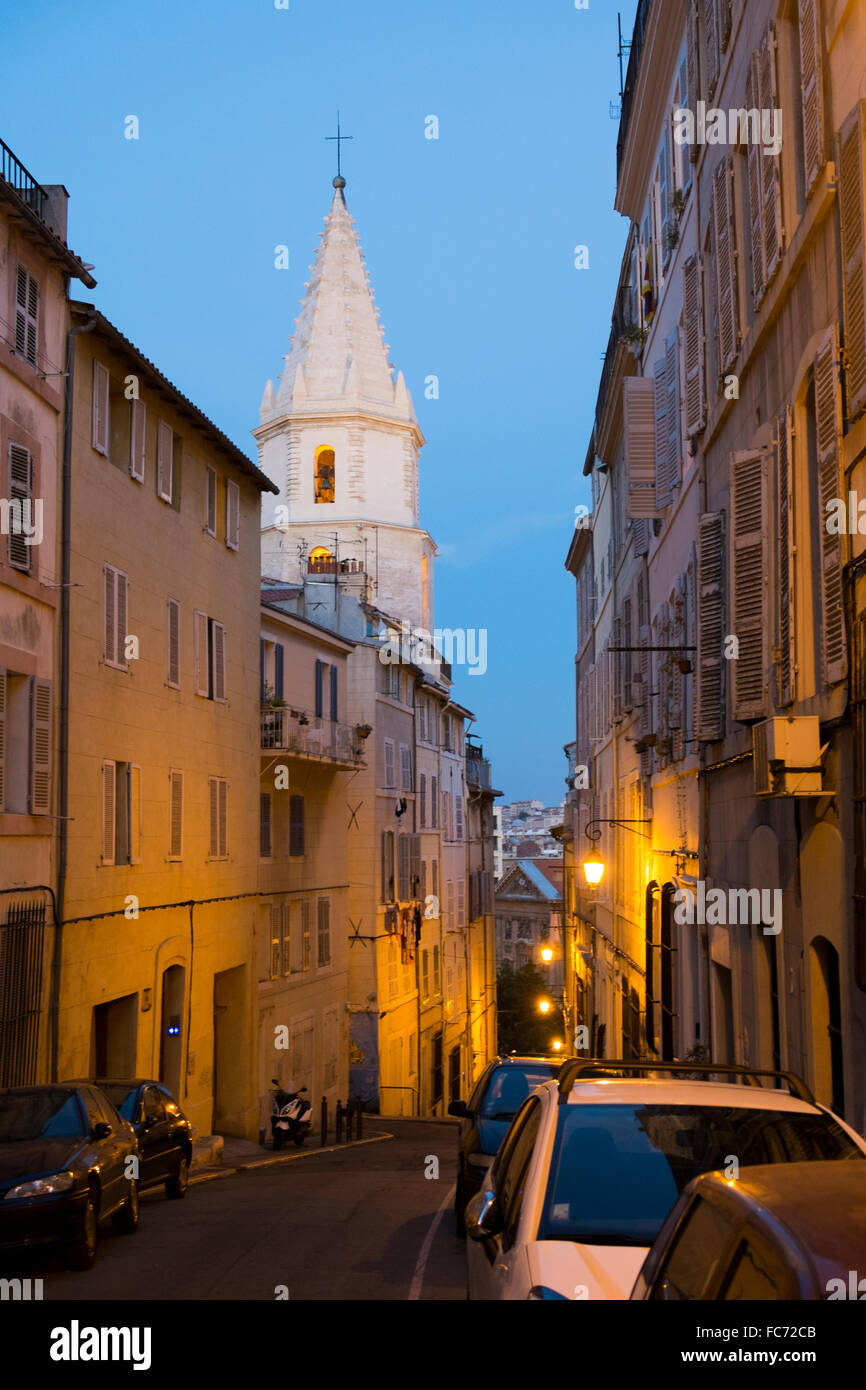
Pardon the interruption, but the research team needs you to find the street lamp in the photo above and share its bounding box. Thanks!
[582,847,605,887]
[581,816,651,887]
[551,1039,563,1052]
[540,945,554,963]
[537,998,552,1015]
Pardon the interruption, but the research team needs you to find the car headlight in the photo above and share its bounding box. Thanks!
[5,1172,75,1199]
[528,1285,570,1301]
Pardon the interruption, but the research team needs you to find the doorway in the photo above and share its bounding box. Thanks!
[159,965,185,1097]
[810,937,844,1116]
[213,965,247,1136]
[92,994,138,1076]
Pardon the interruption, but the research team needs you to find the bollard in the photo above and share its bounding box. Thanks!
[335,1099,343,1145]
[320,1095,328,1147]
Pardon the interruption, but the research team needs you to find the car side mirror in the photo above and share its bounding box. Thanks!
[144,1114,158,1130]
[91,1121,112,1141]
[466,1189,503,1241]
[447,1100,468,1118]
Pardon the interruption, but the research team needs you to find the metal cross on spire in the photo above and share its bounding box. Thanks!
[326,111,353,180]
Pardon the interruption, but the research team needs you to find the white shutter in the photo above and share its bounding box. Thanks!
[666,330,681,499]
[8,443,33,572]
[682,255,706,435]
[687,1,700,164]
[167,598,180,688]
[15,265,39,365]
[157,421,174,503]
[713,157,740,373]
[130,399,146,481]
[194,611,210,696]
[129,763,141,863]
[101,760,116,864]
[758,25,784,286]
[226,480,240,550]
[212,621,226,702]
[455,793,464,840]
[839,102,866,419]
[208,778,219,857]
[653,355,669,509]
[799,0,825,197]
[730,450,768,722]
[92,361,109,454]
[116,570,128,668]
[104,564,127,667]
[624,376,660,518]
[702,0,719,98]
[0,669,5,811]
[775,407,796,706]
[612,615,624,722]
[205,467,217,536]
[814,327,848,684]
[169,770,183,858]
[697,513,725,741]
[747,57,766,305]
[29,676,52,815]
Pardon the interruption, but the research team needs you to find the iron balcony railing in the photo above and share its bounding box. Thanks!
[260,706,361,763]
[466,754,492,789]
[616,0,653,182]
[0,138,47,222]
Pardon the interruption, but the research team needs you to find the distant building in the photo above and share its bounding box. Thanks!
[495,858,564,1001]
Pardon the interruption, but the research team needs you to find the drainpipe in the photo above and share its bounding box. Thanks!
[52,310,96,1083]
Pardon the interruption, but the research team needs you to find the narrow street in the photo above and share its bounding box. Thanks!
[41,1121,465,1302]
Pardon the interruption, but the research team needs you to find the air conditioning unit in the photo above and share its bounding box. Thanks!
[752,717,826,797]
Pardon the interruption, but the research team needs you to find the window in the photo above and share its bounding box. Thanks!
[314,446,335,503]
[653,332,681,509]
[454,793,464,841]
[496,1098,543,1251]
[130,400,146,482]
[0,670,52,815]
[505,922,513,941]
[92,361,110,455]
[193,612,226,701]
[682,255,706,437]
[384,739,395,788]
[317,898,331,966]
[14,265,39,367]
[421,949,430,998]
[457,878,465,928]
[400,743,412,791]
[101,760,141,865]
[157,421,174,503]
[168,770,183,859]
[205,466,217,536]
[382,829,395,902]
[226,480,240,550]
[289,794,305,856]
[650,1197,735,1300]
[397,832,421,901]
[166,598,180,689]
[260,792,272,858]
[302,900,311,970]
[433,944,440,993]
[431,775,438,827]
[799,0,825,198]
[419,772,426,827]
[712,156,740,374]
[624,376,659,520]
[389,940,399,998]
[6,443,34,573]
[729,450,768,721]
[719,1238,791,1300]
[443,791,450,840]
[104,564,129,670]
[208,776,228,858]
[268,904,281,979]
[697,513,725,740]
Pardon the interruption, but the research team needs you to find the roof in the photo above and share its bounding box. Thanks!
[497,859,563,902]
[70,303,278,493]
[0,166,96,288]
[561,1080,821,1112]
[260,601,356,650]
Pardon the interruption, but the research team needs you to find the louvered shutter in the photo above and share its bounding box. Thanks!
[455,794,464,840]
[102,760,116,864]
[659,138,671,267]
[410,834,422,898]
[666,330,681,496]
[206,468,217,535]
[775,407,796,706]
[15,265,39,366]
[218,779,228,857]
[730,451,768,721]
[398,834,410,900]
[687,2,700,164]
[92,362,109,454]
[625,376,659,518]
[612,615,624,721]
[702,0,719,98]
[839,102,866,419]
[8,444,33,572]
[194,611,210,695]
[157,421,173,502]
[814,327,848,684]
[116,570,128,668]
[226,480,240,550]
[719,0,732,49]
[656,604,670,768]
[632,518,650,556]
[799,0,825,196]
[671,579,686,760]
[758,25,784,285]
[208,778,219,857]
[315,659,324,717]
[714,158,740,372]
[683,255,706,435]
[212,621,226,701]
[0,669,5,811]
[29,676,52,815]
[697,513,725,740]
[169,771,183,858]
[653,356,669,510]
[747,57,766,305]
[167,598,180,688]
[130,399,146,481]
[104,565,116,664]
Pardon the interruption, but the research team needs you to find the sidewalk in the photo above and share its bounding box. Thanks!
[189,1127,394,1185]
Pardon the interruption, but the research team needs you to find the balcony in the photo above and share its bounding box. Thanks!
[307,556,364,576]
[1,139,47,221]
[260,706,364,767]
[616,0,652,182]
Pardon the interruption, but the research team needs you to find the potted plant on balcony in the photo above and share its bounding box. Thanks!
[261,683,286,709]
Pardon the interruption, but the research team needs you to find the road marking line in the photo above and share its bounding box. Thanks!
[408,1184,456,1301]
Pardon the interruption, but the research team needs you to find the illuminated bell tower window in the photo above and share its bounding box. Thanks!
[314,446,335,503]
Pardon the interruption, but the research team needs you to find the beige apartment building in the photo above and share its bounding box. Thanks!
[0,141,94,1085]
[56,303,277,1139]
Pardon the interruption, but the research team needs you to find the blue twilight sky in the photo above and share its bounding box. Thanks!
[4,0,629,805]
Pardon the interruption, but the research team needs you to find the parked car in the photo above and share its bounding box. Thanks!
[70,1079,192,1199]
[464,1060,866,1301]
[0,1083,139,1270]
[630,1160,866,1300]
[448,1055,563,1235]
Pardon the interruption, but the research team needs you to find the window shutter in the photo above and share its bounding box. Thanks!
[330,663,337,720]
[194,611,209,696]
[315,659,324,717]
[419,771,427,826]
[385,740,394,788]
[102,760,116,864]
[226,479,240,550]
[839,101,866,419]
[758,25,783,286]
[682,255,706,435]
[697,513,725,740]
[206,467,217,536]
[653,355,670,509]
[169,770,183,858]
[116,570,128,668]
[8,444,33,572]
[130,399,146,482]
[0,669,5,811]
[431,775,438,826]
[687,2,700,163]
[211,622,226,701]
[664,330,681,504]
[612,614,624,721]
[167,598,180,688]
[398,834,410,901]
[92,362,109,454]
[730,450,768,721]
[702,0,719,98]
[218,779,227,857]
[15,265,39,365]
[208,778,219,857]
[274,644,284,700]
[104,565,116,664]
[455,794,464,841]
[713,157,740,373]
[775,407,796,706]
[29,676,52,814]
[624,376,660,518]
[632,518,650,557]
[410,834,421,898]
[747,57,766,305]
[799,0,825,196]
[260,792,272,858]
[659,140,671,268]
[814,327,848,684]
[157,421,174,503]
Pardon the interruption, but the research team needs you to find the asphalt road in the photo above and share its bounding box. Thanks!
[28,1119,468,1301]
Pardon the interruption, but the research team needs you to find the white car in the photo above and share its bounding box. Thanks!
[464,1061,866,1301]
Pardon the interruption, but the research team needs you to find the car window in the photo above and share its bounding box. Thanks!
[143,1086,166,1122]
[499,1100,543,1250]
[84,1089,117,1129]
[491,1096,535,1185]
[480,1066,555,1120]
[0,1089,86,1141]
[650,1197,736,1300]
[101,1084,140,1122]
[720,1237,792,1300]
[158,1085,183,1118]
[468,1067,492,1112]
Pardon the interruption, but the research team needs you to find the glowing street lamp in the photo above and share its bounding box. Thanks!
[551,1039,563,1052]
[537,998,553,1015]
[540,945,554,963]
[582,847,604,887]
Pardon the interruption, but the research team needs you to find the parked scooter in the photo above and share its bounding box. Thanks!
[270,1079,313,1149]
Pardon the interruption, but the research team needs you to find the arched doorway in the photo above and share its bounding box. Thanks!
[645,882,660,1055]
[159,964,185,1097]
[810,937,844,1115]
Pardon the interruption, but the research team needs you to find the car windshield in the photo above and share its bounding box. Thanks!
[0,1089,86,1141]
[539,1103,863,1246]
[480,1066,556,1120]
[98,1084,139,1121]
